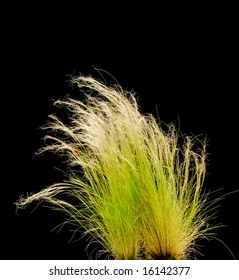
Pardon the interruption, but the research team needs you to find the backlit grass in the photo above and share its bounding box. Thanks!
[16,75,219,259]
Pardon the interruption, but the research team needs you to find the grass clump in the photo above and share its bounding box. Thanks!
[16,75,217,259]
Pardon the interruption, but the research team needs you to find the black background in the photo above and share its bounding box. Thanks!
[2,5,239,260]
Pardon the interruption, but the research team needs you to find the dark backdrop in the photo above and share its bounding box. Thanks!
[2,6,238,260]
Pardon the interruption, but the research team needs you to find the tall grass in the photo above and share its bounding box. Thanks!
[16,75,218,259]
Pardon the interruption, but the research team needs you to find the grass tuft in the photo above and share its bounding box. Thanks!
[16,75,220,259]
